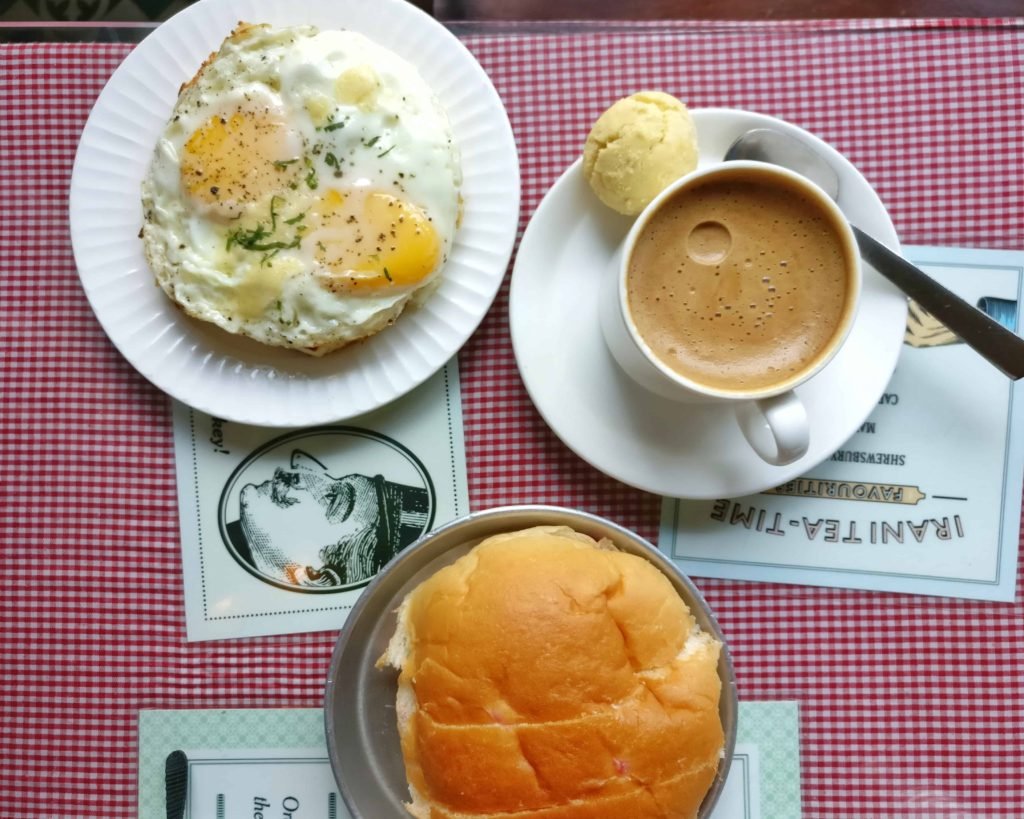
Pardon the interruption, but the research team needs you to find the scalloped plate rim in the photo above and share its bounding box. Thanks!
[69,0,520,427]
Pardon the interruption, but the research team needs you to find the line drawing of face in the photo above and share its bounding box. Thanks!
[238,450,399,587]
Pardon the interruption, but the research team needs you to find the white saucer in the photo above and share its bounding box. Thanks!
[509,108,907,499]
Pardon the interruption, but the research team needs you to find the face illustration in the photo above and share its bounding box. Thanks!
[239,450,383,587]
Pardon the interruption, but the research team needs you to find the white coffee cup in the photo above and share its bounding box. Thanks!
[599,161,862,466]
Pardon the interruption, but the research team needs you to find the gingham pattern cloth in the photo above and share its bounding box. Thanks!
[1,17,1023,819]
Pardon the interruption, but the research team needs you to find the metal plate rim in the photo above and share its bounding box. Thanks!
[324,504,738,819]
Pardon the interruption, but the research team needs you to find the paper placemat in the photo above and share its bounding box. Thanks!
[138,701,801,818]
[172,361,468,640]
[662,246,1023,601]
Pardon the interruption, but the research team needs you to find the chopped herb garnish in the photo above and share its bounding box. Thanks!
[324,120,346,132]
[324,151,338,168]
[272,158,299,169]
[363,135,381,148]
[382,266,393,282]
[377,145,395,158]
[224,198,306,262]
[226,224,266,251]
[269,196,283,231]
[303,157,318,190]
[226,225,301,253]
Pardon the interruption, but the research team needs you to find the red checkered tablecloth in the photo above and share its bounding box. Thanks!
[2,17,1023,819]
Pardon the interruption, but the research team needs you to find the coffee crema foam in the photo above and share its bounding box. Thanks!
[626,171,853,392]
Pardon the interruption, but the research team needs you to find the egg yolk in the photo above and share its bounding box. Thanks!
[310,188,441,293]
[181,111,301,218]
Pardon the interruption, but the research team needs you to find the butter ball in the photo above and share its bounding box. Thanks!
[583,91,699,215]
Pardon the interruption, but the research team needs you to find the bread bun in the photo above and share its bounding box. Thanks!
[378,525,724,818]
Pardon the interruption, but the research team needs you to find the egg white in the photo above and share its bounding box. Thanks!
[141,23,462,355]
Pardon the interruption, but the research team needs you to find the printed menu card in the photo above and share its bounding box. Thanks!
[662,247,1024,601]
[172,361,468,641]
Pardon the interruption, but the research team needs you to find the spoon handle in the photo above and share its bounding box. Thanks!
[853,227,1024,380]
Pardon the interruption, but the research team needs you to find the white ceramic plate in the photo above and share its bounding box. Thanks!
[510,108,908,499]
[70,0,519,427]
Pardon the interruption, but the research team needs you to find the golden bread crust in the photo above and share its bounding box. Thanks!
[385,526,724,819]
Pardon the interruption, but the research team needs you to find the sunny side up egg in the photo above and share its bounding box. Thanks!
[141,23,462,355]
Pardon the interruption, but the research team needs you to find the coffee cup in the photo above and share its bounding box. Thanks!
[599,160,861,466]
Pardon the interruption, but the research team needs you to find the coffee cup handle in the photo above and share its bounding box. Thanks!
[735,392,809,466]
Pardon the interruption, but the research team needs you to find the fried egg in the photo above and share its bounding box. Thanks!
[141,23,462,355]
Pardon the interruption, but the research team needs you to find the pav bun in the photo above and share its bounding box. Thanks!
[378,525,724,818]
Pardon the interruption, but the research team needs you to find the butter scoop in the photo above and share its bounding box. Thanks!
[583,91,698,215]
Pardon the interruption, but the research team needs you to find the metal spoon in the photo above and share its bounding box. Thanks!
[724,128,1024,380]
